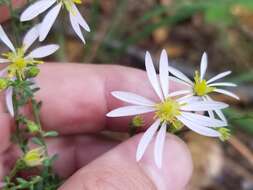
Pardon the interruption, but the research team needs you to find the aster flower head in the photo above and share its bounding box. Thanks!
[20,0,90,43]
[0,25,59,116]
[168,52,239,123]
[107,50,228,168]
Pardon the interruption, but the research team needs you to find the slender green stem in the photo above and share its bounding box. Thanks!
[12,87,27,153]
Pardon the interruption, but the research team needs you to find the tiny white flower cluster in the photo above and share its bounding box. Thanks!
[107,50,238,168]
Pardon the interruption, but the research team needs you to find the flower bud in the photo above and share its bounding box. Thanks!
[171,120,183,132]
[23,147,46,167]
[27,121,40,133]
[0,78,8,90]
[26,66,40,78]
[132,116,144,127]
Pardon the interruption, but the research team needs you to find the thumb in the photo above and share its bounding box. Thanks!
[59,134,193,190]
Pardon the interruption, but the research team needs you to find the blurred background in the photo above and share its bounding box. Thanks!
[0,0,253,189]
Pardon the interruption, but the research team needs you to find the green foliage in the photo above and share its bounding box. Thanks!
[120,2,204,48]
[225,108,253,134]
[229,70,253,84]
[100,0,253,54]
[0,0,8,5]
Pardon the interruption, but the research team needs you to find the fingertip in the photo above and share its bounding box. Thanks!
[135,133,193,190]
[59,133,192,190]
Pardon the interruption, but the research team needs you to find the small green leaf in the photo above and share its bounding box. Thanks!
[16,177,28,184]
[43,131,59,137]
[43,154,58,167]
[31,137,44,146]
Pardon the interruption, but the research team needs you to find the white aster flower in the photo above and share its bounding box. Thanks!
[20,0,90,43]
[168,52,239,123]
[0,25,59,117]
[107,50,228,168]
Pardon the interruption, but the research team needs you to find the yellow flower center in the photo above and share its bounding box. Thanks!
[61,0,82,14]
[23,147,46,167]
[2,48,43,80]
[155,98,182,128]
[193,71,215,96]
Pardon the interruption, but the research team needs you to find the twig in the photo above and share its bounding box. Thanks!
[228,135,253,166]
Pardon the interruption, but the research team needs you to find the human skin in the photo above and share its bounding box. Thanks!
[0,3,193,189]
[0,64,193,190]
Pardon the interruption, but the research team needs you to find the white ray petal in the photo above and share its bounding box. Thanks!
[26,44,59,58]
[169,76,192,87]
[6,87,14,117]
[200,52,208,80]
[111,91,155,106]
[214,89,240,100]
[178,95,200,104]
[69,13,85,43]
[23,24,40,52]
[0,182,6,188]
[207,110,215,119]
[71,3,90,32]
[181,112,226,127]
[20,0,56,21]
[177,94,196,103]
[205,95,227,123]
[168,66,193,85]
[207,71,231,84]
[106,105,155,117]
[0,58,9,63]
[177,115,220,137]
[209,82,237,87]
[202,95,215,119]
[0,25,15,52]
[145,51,163,100]
[154,122,167,168]
[39,3,62,41]
[136,119,160,161]
[215,109,227,123]
[180,101,228,111]
[159,49,169,98]
[202,96,215,120]
[168,90,192,97]
[0,67,8,77]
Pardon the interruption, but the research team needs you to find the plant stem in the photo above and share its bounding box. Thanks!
[12,87,27,153]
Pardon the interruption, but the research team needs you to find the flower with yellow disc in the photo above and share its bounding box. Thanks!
[168,52,239,123]
[0,25,59,116]
[107,50,228,168]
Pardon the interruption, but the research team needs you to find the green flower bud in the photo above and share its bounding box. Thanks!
[0,78,8,90]
[170,120,184,133]
[27,121,40,133]
[26,66,40,78]
[132,116,144,127]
